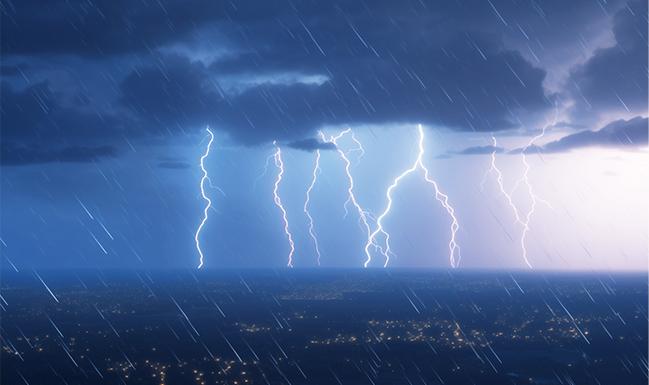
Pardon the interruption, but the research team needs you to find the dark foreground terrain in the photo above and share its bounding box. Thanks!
[1,269,647,385]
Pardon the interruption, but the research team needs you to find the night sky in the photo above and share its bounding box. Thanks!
[1,0,647,270]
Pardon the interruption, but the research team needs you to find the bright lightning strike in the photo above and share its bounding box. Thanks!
[348,131,366,163]
[272,141,296,268]
[253,153,275,190]
[342,132,365,218]
[488,135,532,267]
[365,125,461,268]
[195,127,214,269]
[320,129,388,265]
[487,107,556,268]
[516,122,552,269]
[304,149,323,265]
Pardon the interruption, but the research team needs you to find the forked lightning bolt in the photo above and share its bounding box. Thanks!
[349,132,365,161]
[320,129,388,265]
[516,123,554,269]
[489,136,524,217]
[303,149,322,265]
[488,110,555,268]
[488,135,533,267]
[365,125,461,268]
[196,127,214,269]
[517,121,553,267]
[272,141,296,267]
[342,132,366,217]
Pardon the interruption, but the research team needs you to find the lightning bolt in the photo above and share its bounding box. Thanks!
[519,123,557,267]
[272,141,296,267]
[488,110,555,268]
[253,153,275,190]
[349,132,365,161]
[516,123,552,269]
[196,127,214,269]
[342,132,365,218]
[365,125,461,268]
[488,135,534,267]
[303,149,322,265]
[320,129,388,266]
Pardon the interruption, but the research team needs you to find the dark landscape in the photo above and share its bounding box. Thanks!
[1,270,646,385]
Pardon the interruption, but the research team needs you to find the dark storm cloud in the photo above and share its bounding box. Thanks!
[1,81,125,165]
[86,0,556,146]
[119,37,549,145]
[287,138,337,152]
[541,116,648,152]
[456,145,505,155]
[568,0,648,118]
[1,144,116,165]
[118,55,222,136]
[2,0,637,163]
[0,0,280,56]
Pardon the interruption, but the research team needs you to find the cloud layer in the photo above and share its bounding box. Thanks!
[542,117,648,152]
[568,1,648,120]
[287,138,337,152]
[1,0,645,164]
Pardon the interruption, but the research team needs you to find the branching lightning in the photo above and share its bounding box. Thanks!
[303,149,322,265]
[253,153,275,190]
[516,125,553,269]
[342,132,365,218]
[349,132,365,162]
[195,127,214,269]
[487,108,555,268]
[272,141,296,267]
[365,125,461,268]
[488,135,534,267]
[320,129,388,266]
